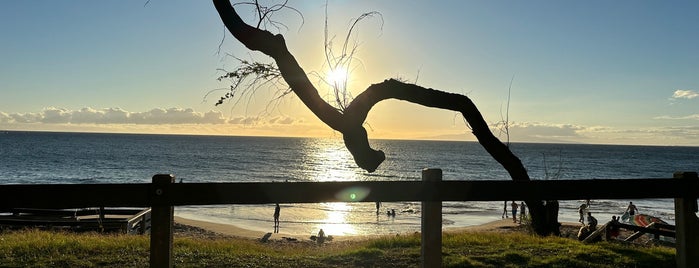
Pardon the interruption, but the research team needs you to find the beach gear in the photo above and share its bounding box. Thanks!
[629,214,668,227]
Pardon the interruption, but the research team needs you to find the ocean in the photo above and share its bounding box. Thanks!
[1,131,697,236]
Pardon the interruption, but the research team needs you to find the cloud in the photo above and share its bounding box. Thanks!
[129,108,226,124]
[653,114,699,120]
[0,107,297,126]
[494,122,584,141]
[0,111,11,123]
[671,89,698,100]
[10,112,43,123]
[41,107,74,123]
[71,107,130,124]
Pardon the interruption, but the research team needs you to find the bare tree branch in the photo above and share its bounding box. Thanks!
[212,0,559,235]
[214,0,385,172]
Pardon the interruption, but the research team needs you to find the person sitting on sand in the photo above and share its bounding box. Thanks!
[577,225,591,241]
[586,212,598,230]
[608,216,620,239]
[317,229,326,244]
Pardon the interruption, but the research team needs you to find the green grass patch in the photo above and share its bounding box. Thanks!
[0,229,675,267]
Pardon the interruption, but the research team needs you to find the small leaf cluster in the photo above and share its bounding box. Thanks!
[214,60,283,106]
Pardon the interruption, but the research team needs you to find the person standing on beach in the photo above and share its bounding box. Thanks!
[375,201,381,214]
[626,202,638,216]
[519,201,527,223]
[511,201,518,223]
[273,203,280,233]
[502,201,508,218]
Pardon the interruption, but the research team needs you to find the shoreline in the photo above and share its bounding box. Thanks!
[173,216,585,242]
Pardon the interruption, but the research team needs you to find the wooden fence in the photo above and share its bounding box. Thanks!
[1,170,697,268]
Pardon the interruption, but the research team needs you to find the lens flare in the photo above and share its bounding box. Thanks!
[335,186,370,202]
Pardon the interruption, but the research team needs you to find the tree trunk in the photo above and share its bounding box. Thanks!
[213,0,559,235]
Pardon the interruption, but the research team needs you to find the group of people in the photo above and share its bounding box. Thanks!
[576,200,639,241]
[273,200,641,240]
[376,201,399,217]
[502,201,527,224]
[272,201,399,236]
[578,201,638,225]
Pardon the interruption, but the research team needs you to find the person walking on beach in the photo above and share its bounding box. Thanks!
[375,201,381,214]
[626,202,638,216]
[519,201,527,223]
[273,203,280,233]
[578,203,588,224]
[511,201,519,223]
[502,201,508,218]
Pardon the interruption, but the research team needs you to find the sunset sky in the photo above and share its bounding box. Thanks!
[1,1,698,145]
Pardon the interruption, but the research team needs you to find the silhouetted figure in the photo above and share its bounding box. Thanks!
[375,201,381,214]
[519,201,527,223]
[577,211,600,241]
[502,200,508,218]
[587,212,598,230]
[626,202,638,216]
[578,203,588,224]
[317,228,326,244]
[273,203,280,233]
[607,216,620,239]
[511,201,519,223]
[577,225,592,241]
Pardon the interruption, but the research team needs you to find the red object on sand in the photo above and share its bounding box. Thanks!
[631,214,668,227]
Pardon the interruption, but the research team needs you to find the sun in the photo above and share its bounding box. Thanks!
[326,67,348,86]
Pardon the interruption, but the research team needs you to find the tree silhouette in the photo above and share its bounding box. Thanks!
[212,0,560,235]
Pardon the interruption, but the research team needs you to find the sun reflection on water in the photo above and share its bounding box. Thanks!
[302,138,360,182]
[318,202,357,235]
[301,139,367,235]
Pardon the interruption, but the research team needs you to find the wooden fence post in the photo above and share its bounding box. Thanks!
[673,172,699,268]
[150,174,175,268]
[421,168,442,268]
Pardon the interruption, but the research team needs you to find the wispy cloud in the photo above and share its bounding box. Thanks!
[671,89,699,100]
[653,114,699,120]
[0,107,298,126]
[491,122,584,142]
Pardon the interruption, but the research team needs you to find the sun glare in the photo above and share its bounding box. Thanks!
[326,67,348,86]
[319,202,357,235]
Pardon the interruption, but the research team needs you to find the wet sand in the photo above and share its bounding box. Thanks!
[173,216,576,242]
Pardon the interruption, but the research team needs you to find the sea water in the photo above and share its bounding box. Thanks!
[1,131,697,236]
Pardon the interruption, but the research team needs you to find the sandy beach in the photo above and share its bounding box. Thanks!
[173,216,585,243]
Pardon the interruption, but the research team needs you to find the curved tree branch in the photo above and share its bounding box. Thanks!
[214,0,385,172]
[214,0,344,131]
[345,79,530,181]
[213,0,527,178]
[213,0,561,235]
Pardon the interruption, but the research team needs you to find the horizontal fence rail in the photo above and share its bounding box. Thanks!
[0,178,699,209]
[1,178,698,209]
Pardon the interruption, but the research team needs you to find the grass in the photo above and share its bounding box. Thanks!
[0,229,675,267]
